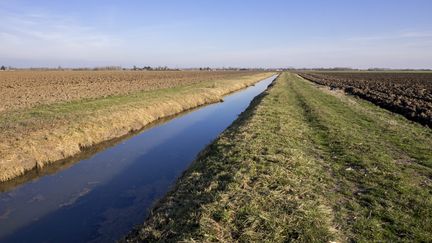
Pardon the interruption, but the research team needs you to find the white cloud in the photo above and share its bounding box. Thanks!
[346,31,432,42]
[0,7,431,69]
[0,9,124,66]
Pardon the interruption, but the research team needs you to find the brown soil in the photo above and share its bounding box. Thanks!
[0,72,275,182]
[297,72,432,127]
[0,70,260,113]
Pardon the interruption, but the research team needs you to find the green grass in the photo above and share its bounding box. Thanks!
[125,72,432,242]
[0,84,187,136]
[0,72,272,131]
[0,72,274,182]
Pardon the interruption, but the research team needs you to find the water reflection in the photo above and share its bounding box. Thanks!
[0,75,276,243]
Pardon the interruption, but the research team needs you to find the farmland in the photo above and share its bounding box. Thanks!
[297,71,432,127]
[125,73,432,242]
[0,71,274,182]
[1,1,431,242]
[0,70,261,112]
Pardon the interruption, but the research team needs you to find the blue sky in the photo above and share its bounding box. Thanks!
[0,0,431,68]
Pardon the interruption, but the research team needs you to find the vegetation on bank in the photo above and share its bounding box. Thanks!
[125,72,432,242]
[0,70,264,112]
[0,72,274,182]
[297,71,432,127]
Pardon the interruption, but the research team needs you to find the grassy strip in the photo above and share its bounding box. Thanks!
[124,72,432,242]
[0,71,263,112]
[0,72,274,182]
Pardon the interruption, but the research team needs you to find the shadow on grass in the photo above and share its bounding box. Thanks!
[123,82,274,242]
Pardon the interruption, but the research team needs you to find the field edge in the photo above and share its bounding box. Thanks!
[0,72,276,182]
[122,72,432,242]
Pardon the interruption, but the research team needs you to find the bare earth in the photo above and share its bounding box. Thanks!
[0,71,274,182]
[0,70,260,112]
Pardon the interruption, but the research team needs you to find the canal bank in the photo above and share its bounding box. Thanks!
[0,72,274,182]
[124,73,432,242]
[0,75,277,242]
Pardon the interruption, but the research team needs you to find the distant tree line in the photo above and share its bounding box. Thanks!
[1,65,430,72]
[292,67,358,71]
[131,65,186,71]
[288,67,432,72]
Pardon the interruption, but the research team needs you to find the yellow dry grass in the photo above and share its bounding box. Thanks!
[0,72,274,182]
[0,70,259,112]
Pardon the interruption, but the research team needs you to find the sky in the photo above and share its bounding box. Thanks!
[0,0,431,68]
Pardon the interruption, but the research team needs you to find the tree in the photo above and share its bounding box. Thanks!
[0,65,6,71]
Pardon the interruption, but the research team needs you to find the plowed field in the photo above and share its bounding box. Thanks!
[0,71,260,112]
[297,72,432,127]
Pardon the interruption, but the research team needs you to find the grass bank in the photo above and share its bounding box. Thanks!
[0,72,274,182]
[125,72,432,242]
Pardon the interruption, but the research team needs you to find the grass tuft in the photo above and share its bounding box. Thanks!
[124,72,432,242]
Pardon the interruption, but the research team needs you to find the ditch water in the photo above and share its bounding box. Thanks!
[0,75,276,243]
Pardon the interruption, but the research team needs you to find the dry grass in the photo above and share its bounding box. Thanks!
[0,72,274,182]
[0,70,261,112]
[124,73,432,242]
